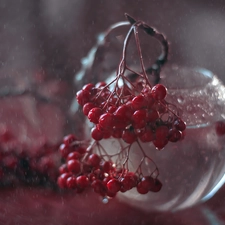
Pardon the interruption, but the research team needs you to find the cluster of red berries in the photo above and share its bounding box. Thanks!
[0,142,59,187]
[0,124,59,186]
[59,15,188,198]
[76,82,186,150]
[57,134,162,197]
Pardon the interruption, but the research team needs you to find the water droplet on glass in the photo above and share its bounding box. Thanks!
[102,197,109,204]
[177,96,185,104]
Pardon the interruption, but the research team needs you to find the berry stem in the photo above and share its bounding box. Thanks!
[136,140,159,177]
[119,24,134,74]
[125,13,169,85]
[133,25,152,88]
[122,144,132,171]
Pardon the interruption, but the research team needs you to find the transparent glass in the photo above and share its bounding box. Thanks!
[73,22,225,211]
[117,66,225,211]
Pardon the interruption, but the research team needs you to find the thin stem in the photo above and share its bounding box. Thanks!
[120,25,135,67]
[136,140,159,174]
[96,142,112,161]
[82,140,96,161]
[122,144,132,169]
[125,13,169,85]
[94,77,117,99]
[133,25,152,88]
[125,65,144,78]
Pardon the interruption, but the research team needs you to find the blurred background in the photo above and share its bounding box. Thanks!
[1,0,225,83]
[0,0,225,224]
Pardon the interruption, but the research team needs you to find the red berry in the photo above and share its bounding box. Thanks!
[125,100,134,109]
[168,129,182,142]
[106,190,117,198]
[174,118,186,131]
[59,164,68,174]
[91,180,107,195]
[67,176,77,189]
[112,129,123,138]
[88,107,103,124]
[76,90,91,106]
[142,91,155,108]
[107,105,117,113]
[83,102,96,116]
[76,175,89,189]
[114,102,135,119]
[89,173,96,182]
[155,126,169,140]
[153,138,168,150]
[137,176,162,194]
[132,109,147,129]
[137,177,152,194]
[57,173,71,189]
[59,144,71,159]
[149,178,162,192]
[67,159,81,174]
[107,178,121,193]
[132,95,148,110]
[122,129,137,144]
[146,109,159,122]
[127,172,138,184]
[100,161,112,173]
[103,176,112,185]
[93,169,105,180]
[113,115,128,129]
[103,130,112,139]
[147,96,155,109]
[114,105,134,121]
[120,173,138,191]
[82,164,92,173]
[99,113,114,130]
[67,152,81,161]
[88,154,101,168]
[215,121,225,136]
[139,128,155,142]
[76,147,87,154]
[91,126,104,141]
[63,134,77,146]
[95,82,107,88]
[151,84,167,100]
[82,83,95,92]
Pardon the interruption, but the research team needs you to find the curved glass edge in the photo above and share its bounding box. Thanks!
[196,68,214,80]
[74,21,129,84]
[201,173,225,202]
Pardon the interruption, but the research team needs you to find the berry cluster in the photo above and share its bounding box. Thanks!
[0,128,60,187]
[75,13,186,150]
[57,14,188,199]
[57,134,162,197]
[77,82,186,150]
[57,15,187,198]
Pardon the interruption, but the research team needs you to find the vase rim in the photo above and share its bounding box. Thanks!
[160,65,215,90]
